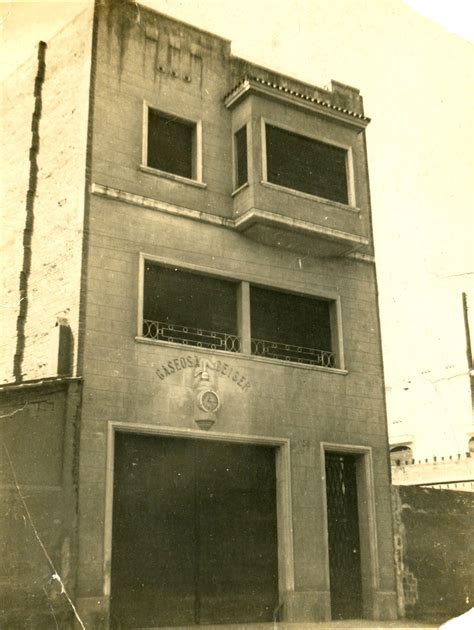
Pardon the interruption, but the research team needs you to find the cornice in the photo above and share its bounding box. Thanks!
[224,77,370,131]
[91,183,375,263]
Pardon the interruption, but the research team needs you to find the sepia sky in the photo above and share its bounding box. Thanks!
[1,0,473,455]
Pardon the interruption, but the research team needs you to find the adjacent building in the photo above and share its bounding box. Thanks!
[1,2,398,627]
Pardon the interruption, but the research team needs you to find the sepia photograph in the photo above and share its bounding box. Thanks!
[1,1,473,628]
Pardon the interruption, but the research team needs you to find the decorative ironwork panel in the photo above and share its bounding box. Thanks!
[251,337,335,368]
[143,319,241,353]
[325,453,362,619]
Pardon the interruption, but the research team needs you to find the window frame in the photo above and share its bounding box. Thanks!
[141,101,204,186]
[232,122,250,194]
[260,117,356,208]
[138,253,346,372]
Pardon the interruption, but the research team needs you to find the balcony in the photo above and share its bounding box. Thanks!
[143,320,241,353]
[140,260,344,370]
[143,319,336,369]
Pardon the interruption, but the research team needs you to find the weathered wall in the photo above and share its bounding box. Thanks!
[90,2,371,227]
[91,2,234,218]
[0,7,93,383]
[392,485,474,623]
[70,4,397,626]
[1,52,37,383]
[0,380,81,628]
[75,201,396,623]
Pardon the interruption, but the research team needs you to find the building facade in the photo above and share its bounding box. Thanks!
[1,2,397,627]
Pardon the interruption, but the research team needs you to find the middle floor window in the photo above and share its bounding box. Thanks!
[143,265,240,353]
[250,285,333,366]
[142,261,340,369]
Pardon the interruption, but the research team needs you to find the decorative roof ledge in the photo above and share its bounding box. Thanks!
[224,77,370,131]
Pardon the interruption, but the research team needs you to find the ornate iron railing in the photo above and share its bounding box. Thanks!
[251,337,335,368]
[143,319,334,367]
[143,320,241,352]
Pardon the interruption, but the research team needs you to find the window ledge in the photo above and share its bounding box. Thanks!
[260,180,360,213]
[135,336,348,375]
[231,182,250,197]
[140,164,207,189]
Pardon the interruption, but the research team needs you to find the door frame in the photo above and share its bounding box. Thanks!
[103,422,295,606]
[320,443,380,619]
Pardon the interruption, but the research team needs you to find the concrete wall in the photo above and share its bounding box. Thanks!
[0,8,93,383]
[77,197,397,622]
[392,485,474,623]
[70,4,397,626]
[0,380,81,628]
[92,3,234,219]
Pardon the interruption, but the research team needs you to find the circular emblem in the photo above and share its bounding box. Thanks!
[198,389,220,413]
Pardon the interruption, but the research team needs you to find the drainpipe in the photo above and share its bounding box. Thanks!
[13,41,47,382]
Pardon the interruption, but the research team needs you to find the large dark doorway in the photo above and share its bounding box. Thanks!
[325,452,363,619]
[110,433,279,628]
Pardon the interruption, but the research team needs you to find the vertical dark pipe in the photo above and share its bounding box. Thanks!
[462,292,474,409]
[13,41,47,382]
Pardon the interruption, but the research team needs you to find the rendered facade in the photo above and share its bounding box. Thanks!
[1,2,398,627]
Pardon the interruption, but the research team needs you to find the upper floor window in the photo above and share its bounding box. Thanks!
[146,107,199,181]
[141,260,341,370]
[265,124,349,205]
[234,125,248,189]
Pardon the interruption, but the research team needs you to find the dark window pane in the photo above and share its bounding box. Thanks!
[147,110,194,179]
[143,264,238,351]
[250,285,333,366]
[235,126,248,188]
[266,124,348,204]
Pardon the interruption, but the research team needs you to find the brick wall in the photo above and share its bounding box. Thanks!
[0,380,81,628]
[0,7,94,383]
[76,197,395,620]
[392,485,474,622]
[71,4,396,624]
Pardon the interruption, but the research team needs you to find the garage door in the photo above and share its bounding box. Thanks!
[110,432,279,628]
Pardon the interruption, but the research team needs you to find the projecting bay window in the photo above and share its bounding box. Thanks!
[141,260,343,370]
[264,123,350,205]
[143,105,203,183]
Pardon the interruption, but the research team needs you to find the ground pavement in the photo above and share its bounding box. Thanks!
[150,620,441,630]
